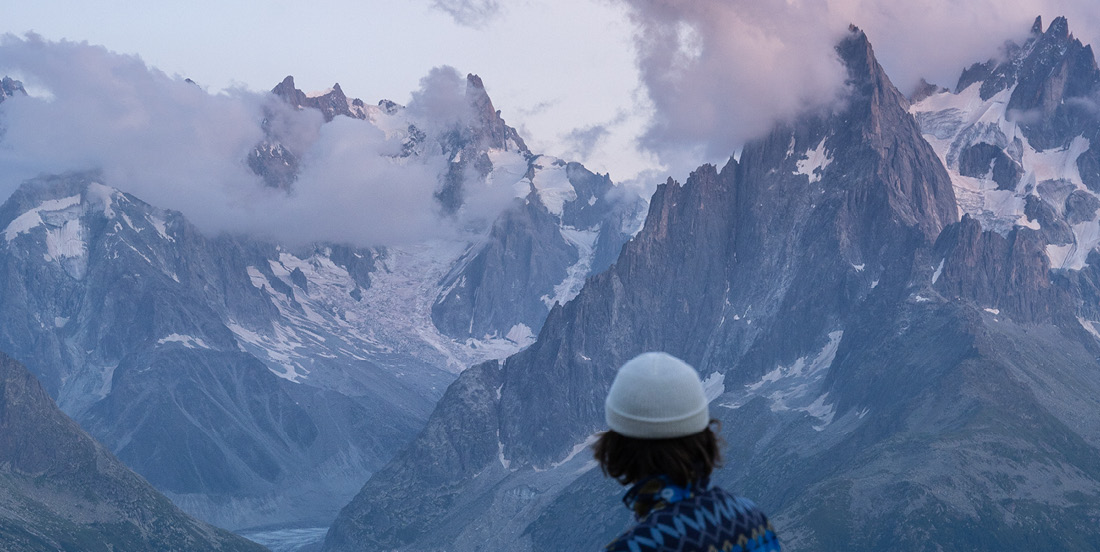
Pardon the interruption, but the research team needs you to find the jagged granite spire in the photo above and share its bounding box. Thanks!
[465,73,528,152]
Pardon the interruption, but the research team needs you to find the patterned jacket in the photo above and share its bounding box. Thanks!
[603,476,781,552]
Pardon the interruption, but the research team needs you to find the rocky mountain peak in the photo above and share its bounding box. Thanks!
[825,24,958,243]
[955,15,1099,150]
[1046,15,1070,40]
[269,75,362,122]
[272,75,304,106]
[464,72,528,153]
[0,76,27,104]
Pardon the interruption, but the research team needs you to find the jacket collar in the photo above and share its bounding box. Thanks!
[622,475,709,519]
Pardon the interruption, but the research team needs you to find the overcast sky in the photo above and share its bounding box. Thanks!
[2,1,654,180]
[2,0,1098,246]
[5,1,1093,180]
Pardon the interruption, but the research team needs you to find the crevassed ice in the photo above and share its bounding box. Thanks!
[44,218,85,261]
[540,226,598,308]
[3,195,81,241]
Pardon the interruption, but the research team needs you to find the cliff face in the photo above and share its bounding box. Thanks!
[0,351,268,552]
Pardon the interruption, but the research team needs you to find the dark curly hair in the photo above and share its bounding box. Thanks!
[592,420,724,487]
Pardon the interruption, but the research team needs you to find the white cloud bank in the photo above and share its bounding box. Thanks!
[0,34,515,247]
[614,0,1100,178]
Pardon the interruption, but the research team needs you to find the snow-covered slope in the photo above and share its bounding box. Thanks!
[912,16,1100,270]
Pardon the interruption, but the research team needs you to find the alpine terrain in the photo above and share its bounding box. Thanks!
[323,18,1100,551]
[0,351,267,551]
[0,67,642,539]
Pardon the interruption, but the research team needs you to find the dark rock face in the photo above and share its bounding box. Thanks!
[1066,188,1100,224]
[957,142,1022,190]
[247,140,300,191]
[252,76,375,190]
[325,21,1100,552]
[1003,17,1100,150]
[1023,195,1074,245]
[909,78,946,103]
[0,351,267,552]
[324,360,504,551]
[465,74,527,153]
[959,16,1100,162]
[251,76,370,191]
[933,215,1068,322]
[431,198,576,339]
[0,66,637,535]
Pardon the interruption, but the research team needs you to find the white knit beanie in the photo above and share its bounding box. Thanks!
[604,352,710,439]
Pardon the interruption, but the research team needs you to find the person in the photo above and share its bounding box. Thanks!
[594,352,781,552]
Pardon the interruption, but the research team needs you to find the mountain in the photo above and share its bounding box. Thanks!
[254,72,643,342]
[323,20,1100,552]
[431,155,642,340]
[0,172,450,531]
[0,77,25,103]
[0,351,268,551]
[0,69,640,536]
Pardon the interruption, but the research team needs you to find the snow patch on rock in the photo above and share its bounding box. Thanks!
[722,331,843,431]
[702,371,725,403]
[794,138,832,183]
[158,334,210,349]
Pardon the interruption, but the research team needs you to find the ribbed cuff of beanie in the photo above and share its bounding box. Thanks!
[606,402,709,439]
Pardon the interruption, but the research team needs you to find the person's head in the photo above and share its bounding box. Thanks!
[593,352,723,487]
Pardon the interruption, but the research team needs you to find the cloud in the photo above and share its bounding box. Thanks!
[1067,94,1100,116]
[613,0,1100,177]
[226,116,450,246]
[429,0,502,28]
[616,0,849,176]
[563,124,610,160]
[0,33,266,222]
[405,65,473,132]
[0,35,516,248]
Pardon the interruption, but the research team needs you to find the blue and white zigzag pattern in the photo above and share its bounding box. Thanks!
[606,488,781,552]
